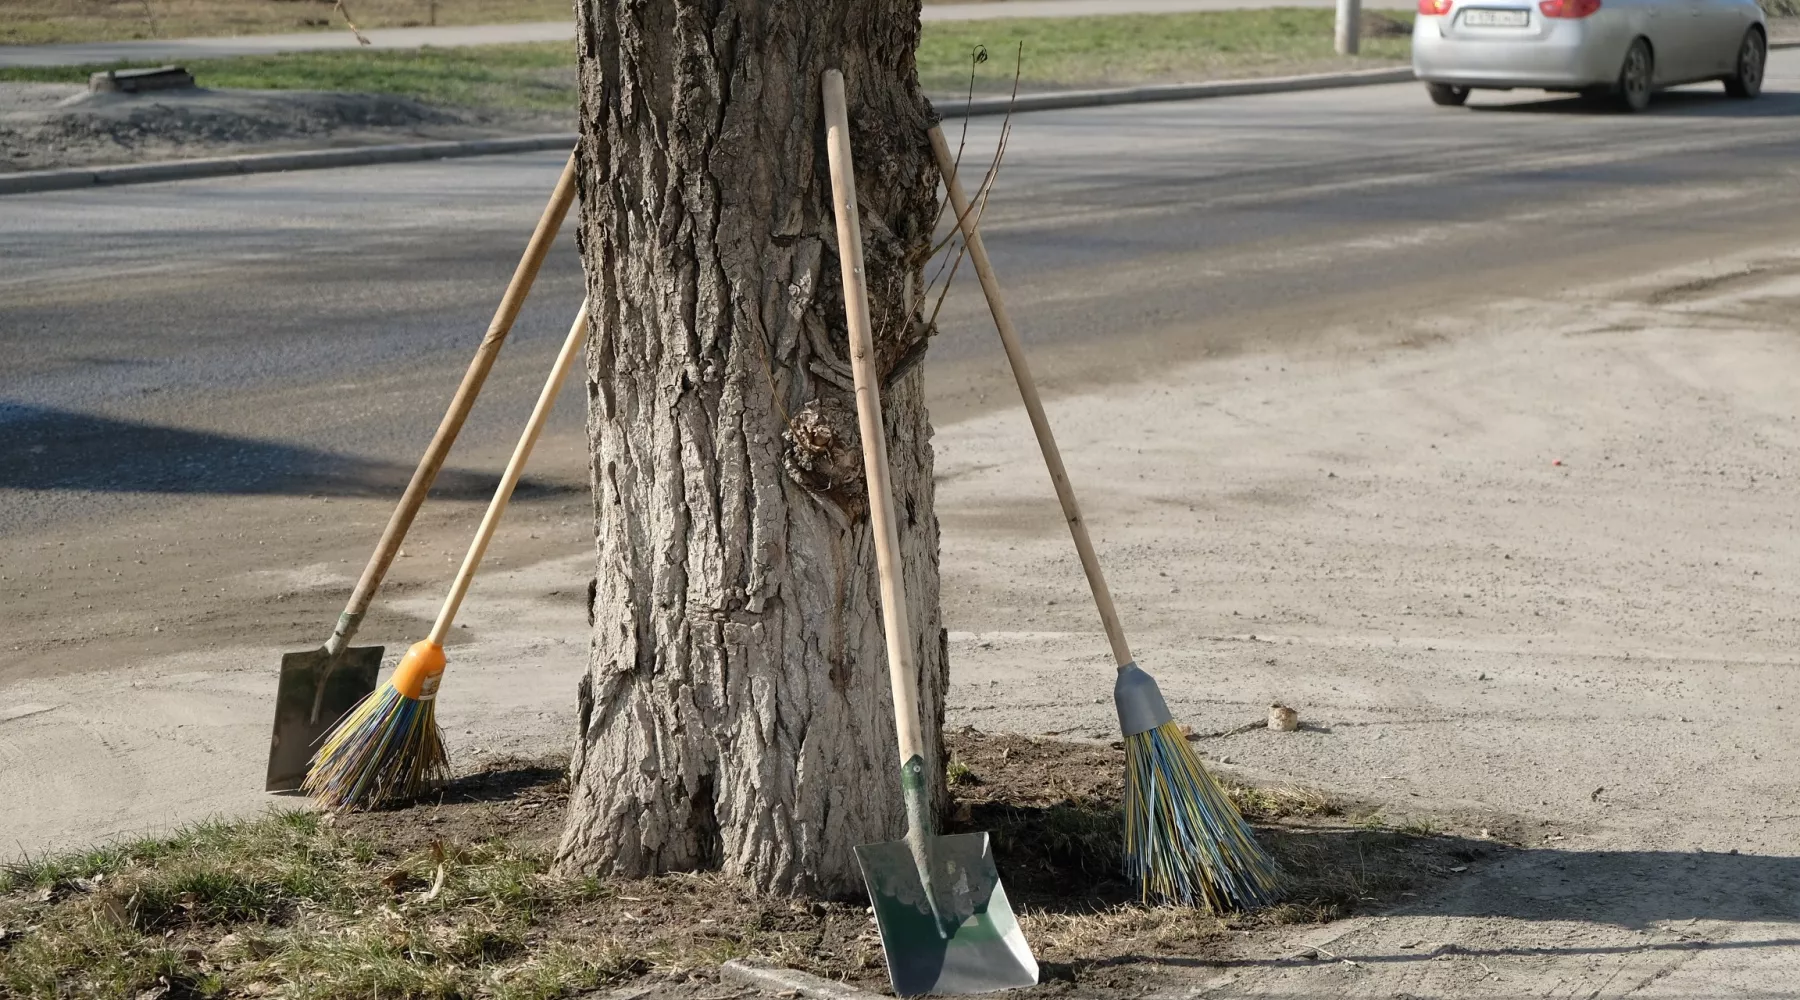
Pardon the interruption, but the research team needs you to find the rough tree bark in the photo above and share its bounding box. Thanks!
[556,0,946,897]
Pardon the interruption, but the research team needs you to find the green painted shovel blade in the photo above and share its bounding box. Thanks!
[855,831,1038,996]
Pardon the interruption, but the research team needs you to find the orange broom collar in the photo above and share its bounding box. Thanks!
[391,641,446,701]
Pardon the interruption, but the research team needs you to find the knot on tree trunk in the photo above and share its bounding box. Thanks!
[821,203,934,385]
[782,395,866,518]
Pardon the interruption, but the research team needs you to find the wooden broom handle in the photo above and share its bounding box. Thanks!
[328,152,579,654]
[824,71,927,763]
[928,126,1135,669]
[428,299,591,645]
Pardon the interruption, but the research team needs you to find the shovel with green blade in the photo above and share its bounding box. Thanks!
[822,68,1038,998]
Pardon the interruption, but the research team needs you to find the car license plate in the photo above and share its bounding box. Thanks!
[1462,8,1530,26]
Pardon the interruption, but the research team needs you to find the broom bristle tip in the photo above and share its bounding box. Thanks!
[1123,720,1283,912]
[302,681,448,811]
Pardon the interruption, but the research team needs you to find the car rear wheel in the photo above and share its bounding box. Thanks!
[1426,83,1472,107]
[1725,28,1765,99]
[1617,39,1653,112]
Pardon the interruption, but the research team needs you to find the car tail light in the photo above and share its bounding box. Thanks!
[1539,0,1602,16]
[1419,0,1453,13]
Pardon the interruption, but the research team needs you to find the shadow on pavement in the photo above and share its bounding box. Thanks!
[1239,841,1799,970]
[1400,842,1800,927]
[1066,841,1800,978]
[0,402,579,499]
[1468,88,1800,118]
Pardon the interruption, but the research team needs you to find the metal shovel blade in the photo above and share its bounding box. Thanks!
[264,645,382,791]
[855,831,1038,996]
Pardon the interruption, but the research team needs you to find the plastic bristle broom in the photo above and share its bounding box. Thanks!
[930,127,1282,910]
[305,300,591,810]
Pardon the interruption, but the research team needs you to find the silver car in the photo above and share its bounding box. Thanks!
[1413,0,1768,110]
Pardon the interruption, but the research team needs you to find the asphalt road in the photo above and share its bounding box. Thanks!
[6,56,1800,538]
[0,163,590,537]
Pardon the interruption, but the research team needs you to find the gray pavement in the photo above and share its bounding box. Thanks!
[0,0,1412,68]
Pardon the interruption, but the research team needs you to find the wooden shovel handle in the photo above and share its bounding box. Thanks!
[824,71,927,764]
[928,127,1135,669]
[428,299,591,645]
[327,151,579,655]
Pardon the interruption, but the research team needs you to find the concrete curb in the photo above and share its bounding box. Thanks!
[935,66,1417,117]
[0,133,578,196]
[719,959,889,999]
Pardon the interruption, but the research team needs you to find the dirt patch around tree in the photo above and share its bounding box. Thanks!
[0,729,1531,999]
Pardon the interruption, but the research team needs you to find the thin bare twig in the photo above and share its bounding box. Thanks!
[924,43,1023,331]
[925,236,970,332]
[334,0,373,45]
[928,45,987,237]
[927,40,1022,262]
[922,44,990,294]
[966,44,1025,239]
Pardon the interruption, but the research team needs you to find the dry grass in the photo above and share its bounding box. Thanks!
[0,763,883,1000]
[1229,782,1342,823]
[0,0,571,46]
[0,810,636,1000]
[1022,903,1231,967]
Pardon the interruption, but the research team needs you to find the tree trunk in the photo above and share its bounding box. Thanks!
[556,0,945,898]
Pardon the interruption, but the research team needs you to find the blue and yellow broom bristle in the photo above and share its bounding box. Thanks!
[303,640,449,811]
[1124,720,1283,912]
